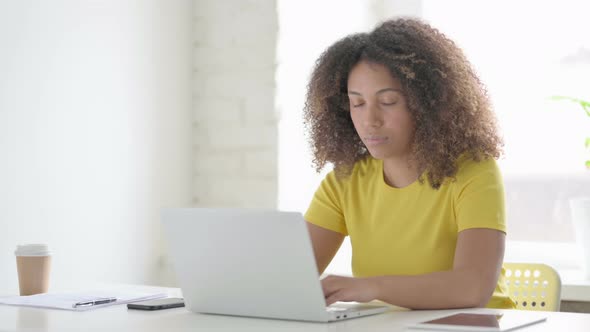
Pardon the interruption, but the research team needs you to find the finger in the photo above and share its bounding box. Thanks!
[331,287,361,306]
[320,275,340,297]
[325,290,344,306]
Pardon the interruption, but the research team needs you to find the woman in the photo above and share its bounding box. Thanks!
[303,18,515,309]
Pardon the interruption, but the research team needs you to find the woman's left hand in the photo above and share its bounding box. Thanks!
[320,275,379,306]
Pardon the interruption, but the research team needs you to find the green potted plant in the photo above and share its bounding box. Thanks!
[553,96,590,277]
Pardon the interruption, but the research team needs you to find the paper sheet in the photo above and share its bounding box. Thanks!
[0,290,167,311]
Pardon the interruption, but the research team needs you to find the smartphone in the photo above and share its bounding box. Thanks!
[127,298,185,310]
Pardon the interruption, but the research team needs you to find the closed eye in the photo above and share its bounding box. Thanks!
[352,103,365,108]
[381,102,397,106]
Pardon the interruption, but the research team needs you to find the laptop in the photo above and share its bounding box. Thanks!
[162,208,390,322]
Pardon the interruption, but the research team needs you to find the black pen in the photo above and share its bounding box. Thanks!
[73,297,117,308]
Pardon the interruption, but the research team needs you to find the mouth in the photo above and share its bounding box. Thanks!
[364,136,389,146]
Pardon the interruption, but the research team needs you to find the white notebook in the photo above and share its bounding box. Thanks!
[0,290,167,311]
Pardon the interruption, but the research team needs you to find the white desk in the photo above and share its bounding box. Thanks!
[1,286,589,332]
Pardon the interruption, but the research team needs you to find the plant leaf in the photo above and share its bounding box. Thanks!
[551,95,583,103]
[579,100,590,116]
[586,137,590,149]
[550,95,573,101]
[586,160,590,170]
[551,96,590,116]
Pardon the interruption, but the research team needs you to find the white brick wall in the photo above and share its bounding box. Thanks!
[193,0,278,208]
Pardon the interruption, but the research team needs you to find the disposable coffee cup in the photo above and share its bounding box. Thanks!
[15,244,52,296]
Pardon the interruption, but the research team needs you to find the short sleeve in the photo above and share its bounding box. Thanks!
[304,171,348,235]
[454,158,506,233]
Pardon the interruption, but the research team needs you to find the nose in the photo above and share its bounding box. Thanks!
[363,104,383,128]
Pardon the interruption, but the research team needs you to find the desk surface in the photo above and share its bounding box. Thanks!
[1,286,589,332]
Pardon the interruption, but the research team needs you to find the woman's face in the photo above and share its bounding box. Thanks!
[347,60,415,161]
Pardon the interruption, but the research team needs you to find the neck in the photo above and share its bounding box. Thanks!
[382,156,421,188]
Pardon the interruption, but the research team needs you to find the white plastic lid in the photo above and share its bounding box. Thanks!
[14,244,51,256]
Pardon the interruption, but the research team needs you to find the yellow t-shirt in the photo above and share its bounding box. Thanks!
[304,156,515,309]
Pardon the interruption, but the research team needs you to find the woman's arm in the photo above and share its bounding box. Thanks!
[321,228,505,309]
[306,222,345,275]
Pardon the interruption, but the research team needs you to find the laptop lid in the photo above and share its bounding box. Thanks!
[162,208,330,322]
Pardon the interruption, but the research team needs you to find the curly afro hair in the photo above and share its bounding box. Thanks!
[303,17,503,189]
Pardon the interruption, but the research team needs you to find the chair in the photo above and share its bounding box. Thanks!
[503,263,562,311]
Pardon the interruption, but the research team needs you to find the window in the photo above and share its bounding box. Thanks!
[423,0,590,269]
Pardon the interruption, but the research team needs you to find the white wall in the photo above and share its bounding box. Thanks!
[192,0,278,209]
[0,0,193,293]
